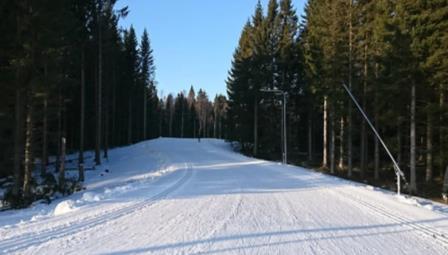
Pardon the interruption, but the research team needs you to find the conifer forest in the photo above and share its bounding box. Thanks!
[0,0,226,206]
[1,0,448,207]
[227,0,448,198]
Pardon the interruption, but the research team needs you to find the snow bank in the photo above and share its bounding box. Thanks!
[53,200,77,216]
[81,192,103,202]
[397,195,436,211]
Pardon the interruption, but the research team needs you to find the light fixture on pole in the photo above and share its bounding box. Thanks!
[260,89,288,165]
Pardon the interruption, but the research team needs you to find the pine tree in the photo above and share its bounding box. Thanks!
[139,29,155,140]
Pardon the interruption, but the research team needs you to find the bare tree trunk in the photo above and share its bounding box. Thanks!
[79,48,85,182]
[56,93,62,172]
[22,96,33,199]
[104,87,109,160]
[128,98,132,144]
[181,103,184,138]
[410,82,417,193]
[338,116,344,170]
[219,117,223,139]
[213,111,217,138]
[204,114,208,138]
[169,107,173,137]
[253,97,258,156]
[41,96,48,176]
[397,117,402,167]
[111,64,117,146]
[13,89,23,197]
[158,110,162,137]
[322,96,328,169]
[374,134,380,180]
[443,165,448,194]
[374,62,380,180]
[426,112,433,182]
[59,137,66,193]
[143,87,147,140]
[347,0,353,178]
[330,108,336,174]
[360,43,368,179]
[95,0,103,166]
[440,86,445,177]
[193,119,196,138]
[308,109,313,163]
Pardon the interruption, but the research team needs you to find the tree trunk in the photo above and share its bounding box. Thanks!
[440,86,445,177]
[193,118,196,138]
[213,110,217,138]
[41,96,48,176]
[426,112,433,182]
[169,107,173,137]
[397,117,402,167]
[111,64,117,146]
[143,87,147,140]
[410,82,417,193]
[253,97,258,156]
[330,108,336,174]
[181,103,184,138]
[338,116,344,170]
[308,109,313,163]
[347,0,353,178]
[79,48,85,182]
[374,62,380,180]
[22,97,33,199]
[104,87,109,160]
[159,110,162,137]
[95,1,103,166]
[128,97,132,144]
[13,89,23,197]
[322,96,328,169]
[56,93,62,172]
[443,165,448,194]
[360,43,368,179]
[59,137,66,193]
[374,134,380,180]
[373,101,379,180]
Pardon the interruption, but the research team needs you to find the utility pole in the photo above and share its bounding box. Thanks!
[261,89,288,164]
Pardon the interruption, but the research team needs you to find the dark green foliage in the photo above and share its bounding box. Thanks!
[227,0,448,196]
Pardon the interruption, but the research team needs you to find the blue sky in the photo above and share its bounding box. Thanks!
[116,0,307,98]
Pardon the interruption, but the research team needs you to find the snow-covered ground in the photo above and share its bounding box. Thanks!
[1,138,448,254]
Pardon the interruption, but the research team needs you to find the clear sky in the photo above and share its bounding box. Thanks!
[116,0,307,98]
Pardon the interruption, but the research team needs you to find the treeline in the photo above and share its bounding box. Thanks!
[160,87,228,140]
[227,0,448,196]
[0,0,156,206]
[0,0,227,207]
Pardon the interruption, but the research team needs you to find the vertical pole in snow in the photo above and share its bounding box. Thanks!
[342,84,407,195]
[260,89,288,164]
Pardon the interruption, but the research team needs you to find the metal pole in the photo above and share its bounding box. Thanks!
[259,89,288,165]
[342,84,407,194]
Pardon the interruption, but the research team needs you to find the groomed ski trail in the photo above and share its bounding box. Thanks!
[1,138,448,255]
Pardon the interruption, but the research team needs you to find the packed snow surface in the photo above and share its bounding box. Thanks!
[1,138,448,254]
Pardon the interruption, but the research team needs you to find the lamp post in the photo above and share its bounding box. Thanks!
[260,89,288,164]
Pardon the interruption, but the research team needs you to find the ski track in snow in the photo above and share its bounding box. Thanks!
[1,138,448,254]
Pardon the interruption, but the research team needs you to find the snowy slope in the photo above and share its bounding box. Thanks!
[1,138,448,254]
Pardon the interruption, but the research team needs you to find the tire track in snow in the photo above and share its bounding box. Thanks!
[328,187,448,250]
[0,164,193,254]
